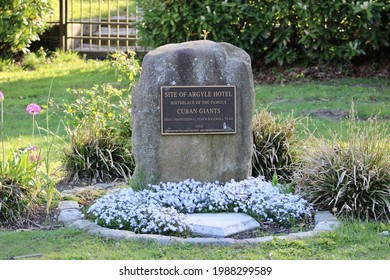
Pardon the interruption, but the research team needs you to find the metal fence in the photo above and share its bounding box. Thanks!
[44,0,148,57]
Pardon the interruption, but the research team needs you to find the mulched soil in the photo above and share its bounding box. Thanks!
[231,219,315,239]
[0,205,63,231]
[252,61,389,84]
[302,109,350,121]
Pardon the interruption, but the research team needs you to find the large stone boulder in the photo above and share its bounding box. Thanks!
[132,40,255,185]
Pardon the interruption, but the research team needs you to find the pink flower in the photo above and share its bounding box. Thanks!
[26,103,42,115]
[29,153,41,163]
[0,91,4,101]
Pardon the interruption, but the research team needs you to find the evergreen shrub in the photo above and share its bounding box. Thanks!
[136,0,390,65]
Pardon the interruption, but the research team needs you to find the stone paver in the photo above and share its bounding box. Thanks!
[58,200,79,210]
[58,209,84,226]
[314,211,338,224]
[314,221,340,232]
[186,213,260,238]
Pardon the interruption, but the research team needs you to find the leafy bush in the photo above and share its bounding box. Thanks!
[294,115,390,221]
[136,0,247,47]
[0,0,52,60]
[0,148,42,225]
[88,177,312,234]
[63,84,135,183]
[21,47,47,70]
[62,51,141,183]
[252,109,299,183]
[110,51,142,91]
[294,0,390,63]
[136,0,390,65]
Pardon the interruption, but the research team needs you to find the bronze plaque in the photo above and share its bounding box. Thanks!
[161,85,236,135]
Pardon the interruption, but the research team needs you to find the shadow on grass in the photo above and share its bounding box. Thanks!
[1,66,118,138]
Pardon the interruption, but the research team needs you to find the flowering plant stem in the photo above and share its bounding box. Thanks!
[1,99,4,169]
[32,114,35,137]
[42,77,57,213]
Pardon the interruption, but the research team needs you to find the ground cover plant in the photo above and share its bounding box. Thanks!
[87,177,312,235]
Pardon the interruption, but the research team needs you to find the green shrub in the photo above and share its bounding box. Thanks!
[0,148,42,225]
[110,51,142,91]
[136,0,247,47]
[22,47,47,70]
[294,115,390,221]
[51,49,86,64]
[136,0,390,65]
[294,0,390,63]
[63,83,135,183]
[62,51,141,183]
[0,58,15,71]
[0,0,52,60]
[252,109,299,183]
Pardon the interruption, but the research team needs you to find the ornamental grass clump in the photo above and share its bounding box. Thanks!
[0,147,43,225]
[252,109,299,183]
[295,114,390,222]
[87,177,312,235]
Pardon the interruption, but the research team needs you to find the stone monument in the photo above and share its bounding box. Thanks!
[132,40,255,185]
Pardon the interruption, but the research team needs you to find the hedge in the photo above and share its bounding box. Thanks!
[136,0,390,65]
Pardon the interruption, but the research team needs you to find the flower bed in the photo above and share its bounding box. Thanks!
[87,177,312,235]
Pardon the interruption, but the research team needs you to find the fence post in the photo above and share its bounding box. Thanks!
[59,0,67,51]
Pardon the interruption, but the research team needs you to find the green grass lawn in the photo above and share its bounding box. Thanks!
[0,53,389,260]
[0,53,117,137]
[0,52,119,168]
[0,222,389,260]
[255,78,390,139]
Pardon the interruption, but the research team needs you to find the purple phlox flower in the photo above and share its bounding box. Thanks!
[0,90,4,101]
[30,145,37,151]
[26,103,42,115]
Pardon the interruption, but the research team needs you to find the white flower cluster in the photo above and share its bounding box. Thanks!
[88,177,312,235]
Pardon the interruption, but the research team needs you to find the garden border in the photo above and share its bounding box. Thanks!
[58,200,340,245]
